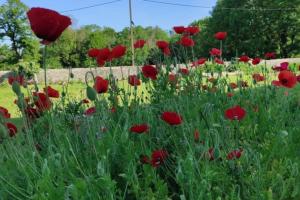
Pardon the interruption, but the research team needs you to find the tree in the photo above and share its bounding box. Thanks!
[0,0,40,68]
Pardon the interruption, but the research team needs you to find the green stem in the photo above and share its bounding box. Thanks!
[42,45,48,89]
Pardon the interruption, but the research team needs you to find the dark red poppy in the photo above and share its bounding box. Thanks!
[0,106,11,118]
[156,41,169,49]
[227,92,234,98]
[272,62,288,71]
[197,58,207,65]
[194,129,200,141]
[168,73,177,84]
[128,75,141,86]
[142,65,158,80]
[265,52,276,59]
[239,55,250,63]
[278,70,297,88]
[227,149,243,160]
[179,68,189,75]
[185,26,200,35]
[84,107,96,116]
[6,122,17,137]
[27,7,71,44]
[229,83,238,89]
[225,105,246,121]
[134,39,146,49]
[163,47,171,56]
[180,36,194,47]
[271,80,282,87]
[111,45,126,59]
[82,99,90,104]
[96,57,106,67]
[8,75,25,86]
[140,155,150,164]
[173,26,186,34]
[25,107,39,119]
[214,32,227,40]
[88,48,101,58]
[130,123,149,134]
[208,148,215,161]
[151,150,168,167]
[252,73,265,82]
[33,92,52,111]
[215,57,224,64]
[97,48,111,61]
[44,86,59,98]
[93,76,109,93]
[252,58,261,65]
[161,111,182,125]
[210,48,222,56]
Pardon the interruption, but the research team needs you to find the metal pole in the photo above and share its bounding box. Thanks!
[129,0,135,67]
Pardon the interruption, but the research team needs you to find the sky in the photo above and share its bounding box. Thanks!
[13,0,217,32]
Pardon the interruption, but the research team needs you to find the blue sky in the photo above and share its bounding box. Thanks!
[16,0,217,31]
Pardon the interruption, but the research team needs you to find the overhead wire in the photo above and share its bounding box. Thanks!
[60,0,122,13]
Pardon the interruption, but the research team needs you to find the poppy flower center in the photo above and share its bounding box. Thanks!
[281,79,288,84]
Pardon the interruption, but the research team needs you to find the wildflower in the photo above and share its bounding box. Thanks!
[93,76,109,93]
[128,75,141,86]
[161,111,182,125]
[0,106,11,118]
[173,26,185,34]
[225,106,246,121]
[142,65,158,80]
[134,39,146,49]
[214,32,227,40]
[151,150,168,167]
[111,45,126,59]
[239,55,250,63]
[5,122,18,137]
[210,48,222,56]
[252,58,261,65]
[278,70,297,88]
[44,86,59,98]
[130,124,149,134]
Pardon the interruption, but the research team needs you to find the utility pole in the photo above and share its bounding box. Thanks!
[128,0,135,67]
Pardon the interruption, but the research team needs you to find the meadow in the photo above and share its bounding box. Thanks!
[0,6,300,200]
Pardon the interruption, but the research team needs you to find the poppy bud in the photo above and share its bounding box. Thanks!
[86,86,97,101]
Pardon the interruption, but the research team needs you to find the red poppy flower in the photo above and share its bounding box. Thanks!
[180,68,189,75]
[111,45,126,59]
[225,105,246,121]
[272,62,289,71]
[180,36,194,47]
[44,86,59,98]
[272,80,282,87]
[88,48,101,58]
[25,107,39,119]
[84,107,96,116]
[128,75,141,86]
[6,122,17,137]
[168,73,177,84]
[161,111,182,125]
[27,7,71,44]
[0,106,11,118]
[173,26,186,34]
[8,75,25,86]
[214,32,227,40]
[33,92,52,111]
[227,92,234,97]
[194,129,200,141]
[252,73,265,82]
[163,47,171,56]
[197,58,207,65]
[210,48,222,56]
[252,58,261,65]
[97,48,111,61]
[278,70,297,88]
[265,52,276,59]
[227,149,243,160]
[229,83,238,89]
[185,26,200,35]
[130,123,149,134]
[142,65,158,80]
[239,55,250,63]
[140,155,150,164]
[156,41,169,49]
[215,57,224,64]
[134,39,146,49]
[297,75,300,83]
[93,76,109,93]
[96,57,106,67]
[208,148,215,161]
[151,150,168,167]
